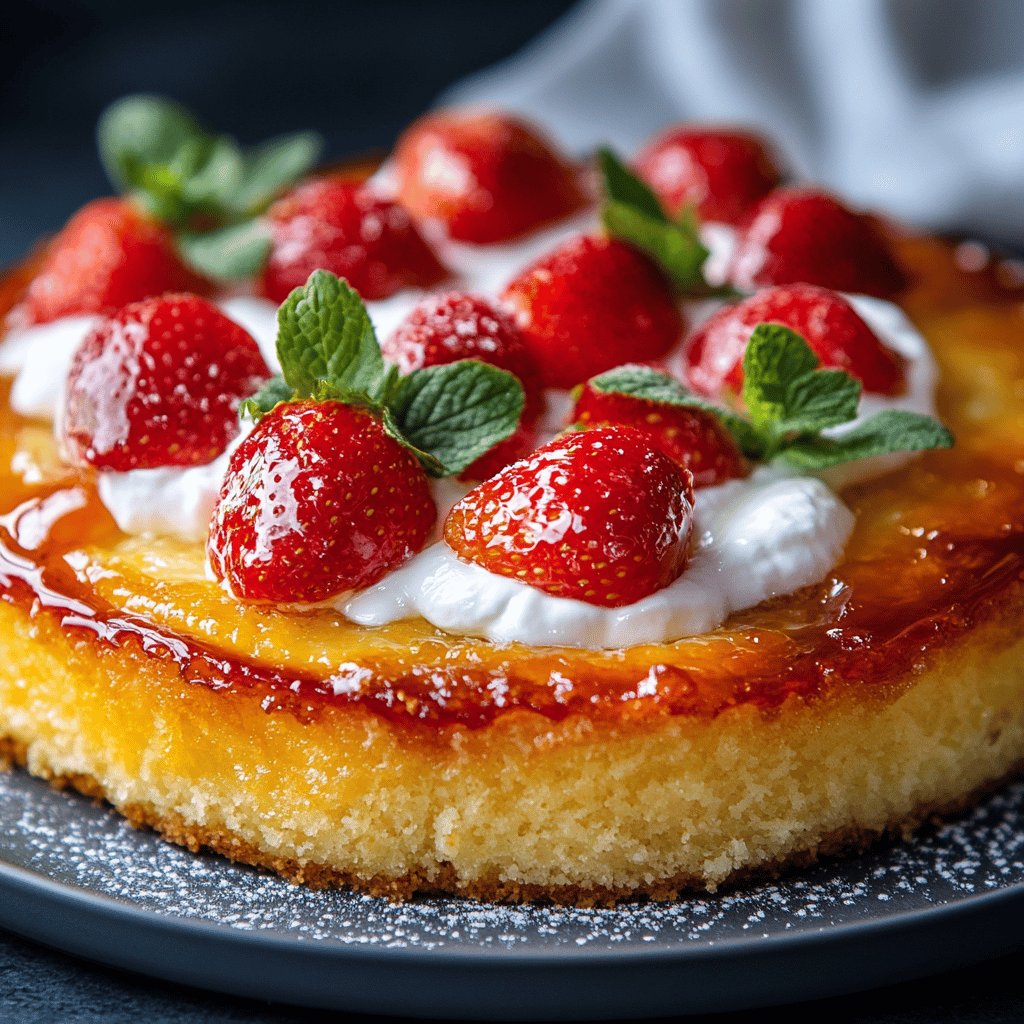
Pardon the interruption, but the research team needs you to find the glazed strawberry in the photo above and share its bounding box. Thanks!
[572,379,746,488]
[61,294,270,470]
[633,127,783,224]
[394,110,587,244]
[501,235,683,389]
[685,283,906,397]
[259,179,448,303]
[444,426,694,607]
[727,188,907,298]
[208,401,436,602]
[383,291,543,419]
[17,198,209,326]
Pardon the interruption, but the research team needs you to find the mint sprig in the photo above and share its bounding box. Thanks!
[598,148,736,297]
[588,327,953,470]
[97,95,322,281]
[241,271,524,477]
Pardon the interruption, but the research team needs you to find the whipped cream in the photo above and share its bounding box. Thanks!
[342,471,854,648]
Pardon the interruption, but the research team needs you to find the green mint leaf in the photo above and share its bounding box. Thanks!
[97,95,203,194]
[239,375,292,422]
[588,363,763,457]
[275,270,387,402]
[772,368,862,436]
[741,324,821,433]
[231,132,323,214]
[598,147,711,293]
[780,410,955,470]
[176,220,272,282]
[389,361,524,477]
[379,406,445,477]
[597,148,665,220]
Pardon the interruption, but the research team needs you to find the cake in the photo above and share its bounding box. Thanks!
[0,97,1022,905]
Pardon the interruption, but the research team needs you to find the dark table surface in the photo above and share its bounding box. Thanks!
[2,3,1022,1020]
[3,924,1023,1023]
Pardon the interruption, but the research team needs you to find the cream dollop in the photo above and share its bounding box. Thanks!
[341,471,854,648]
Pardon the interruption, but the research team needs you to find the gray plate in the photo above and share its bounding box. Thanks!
[1,766,1023,1020]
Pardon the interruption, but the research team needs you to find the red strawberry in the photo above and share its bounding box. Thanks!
[259,179,448,303]
[394,110,587,244]
[633,126,783,225]
[571,379,747,488]
[17,198,209,326]
[382,291,543,420]
[208,401,436,602]
[727,188,907,298]
[684,283,906,397]
[444,426,694,607]
[501,235,684,390]
[61,294,270,470]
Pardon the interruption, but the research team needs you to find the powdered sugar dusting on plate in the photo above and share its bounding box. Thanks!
[2,769,1022,951]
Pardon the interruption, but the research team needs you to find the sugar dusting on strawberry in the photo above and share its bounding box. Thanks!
[259,179,448,302]
[633,126,783,225]
[727,187,907,298]
[208,401,436,602]
[61,294,270,470]
[394,110,587,244]
[502,235,684,390]
[685,283,907,397]
[445,427,695,607]
[571,378,747,488]
[17,198,210,326]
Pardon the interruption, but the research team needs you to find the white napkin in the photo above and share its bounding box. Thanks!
[441,0,1024,243]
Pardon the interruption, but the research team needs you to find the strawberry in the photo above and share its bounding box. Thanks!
[571,378,747,487]
[207,401,436,602]
[17,198,210,326]
[382,291,543,420]
[259,179,449,303]
[501,235,684,389]
[61,294,270,470]
[727,188,907,298]
[444,426,694,607]
[684,283,907,397]
[632,126,783,225]
[394,110,587,244]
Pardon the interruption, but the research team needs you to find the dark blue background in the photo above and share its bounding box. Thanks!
[1,2,1021,1020]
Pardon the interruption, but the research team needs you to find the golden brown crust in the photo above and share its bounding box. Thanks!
[4,735,1020,907]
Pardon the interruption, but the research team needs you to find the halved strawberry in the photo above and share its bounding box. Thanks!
[444,426,694,607]
[208,401,436,602]
[633,126,783,224]
[17,198,210,326]
[394,110,587,243]
[727,188,907,298]
[501,235,684,389]
[571,378,747,487]
[383,291,543,421]
[61,294,270,470]
[259,179,449,303]
[684,283,907,397]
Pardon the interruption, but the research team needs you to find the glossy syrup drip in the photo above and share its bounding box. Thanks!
[1,243,1023,731]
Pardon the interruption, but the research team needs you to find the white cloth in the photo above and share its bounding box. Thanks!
[442,0,1024,243]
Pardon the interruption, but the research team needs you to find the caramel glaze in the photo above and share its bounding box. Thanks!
[1,234,1023,732]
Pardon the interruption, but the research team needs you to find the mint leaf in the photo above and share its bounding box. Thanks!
[780,410,954,470]
[390,361,524,476]
[231,132,323,214]
[176,220,272,282]
[741,324,821,431]
[98,95,202,195]
[239,375,291,422]
[276,271,387,401]
[588,364,760,453]
[598,147,716,294]
[598,148,665,220]
[774,368,861,435]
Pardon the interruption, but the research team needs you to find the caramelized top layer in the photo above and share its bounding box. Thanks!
[1,234,1023,731]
